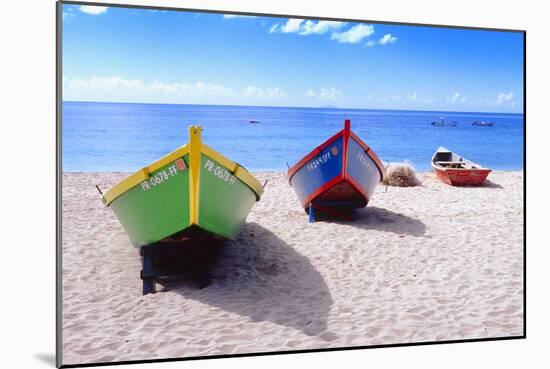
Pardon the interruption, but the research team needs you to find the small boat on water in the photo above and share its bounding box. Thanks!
[472,120,495,127]
[249,120,260,124]
[287,119,385,220]
[101,126,264,246]
[431,147,491,186]
[431,116,457,127]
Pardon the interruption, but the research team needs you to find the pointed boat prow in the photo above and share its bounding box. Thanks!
[101,125,264,246]
[287,119,385,216]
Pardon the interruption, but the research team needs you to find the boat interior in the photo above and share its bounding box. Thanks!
[433,151,477,169]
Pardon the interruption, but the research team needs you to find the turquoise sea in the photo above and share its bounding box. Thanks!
[62,101,524,172]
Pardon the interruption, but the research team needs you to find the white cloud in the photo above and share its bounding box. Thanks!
[330,24,375,44]
[241,86,286,99]
[305,89,316,98]
[379,33,398,45]
[319,88,343,100]
[269,19,345,36]
[364,40,376,47]
[223,14,257,19]
[269,20,382,47]
[269,24,280,33]
[64,76,289,104]
[79,6,108,15]
[304,87,343,101]
[382,92,433,105]
[496,91,514,105]
[446,92,467,104]
[281,18,305,33]
[63,76,235,103]
[406,92,418,101]
[383,94,402,102]
[299,20,346,35]
[475,92,516,108]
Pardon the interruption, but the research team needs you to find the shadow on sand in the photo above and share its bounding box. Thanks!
[157,222,334,339]
[481,179,504,189]
[313,206,426,237]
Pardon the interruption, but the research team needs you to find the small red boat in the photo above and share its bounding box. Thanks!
[431,147,491,186]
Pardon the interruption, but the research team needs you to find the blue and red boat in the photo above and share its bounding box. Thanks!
[287,119,385,220]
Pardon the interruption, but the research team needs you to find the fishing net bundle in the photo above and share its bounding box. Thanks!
[382,161,420,187]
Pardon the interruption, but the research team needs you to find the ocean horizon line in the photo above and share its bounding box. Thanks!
[62,100,524,117]
[62,101,524,172]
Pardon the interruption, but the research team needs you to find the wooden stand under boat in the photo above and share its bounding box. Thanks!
[101,126,264,294]
[431,147,491,186]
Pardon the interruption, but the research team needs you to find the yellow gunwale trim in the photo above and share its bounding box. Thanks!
[102,145,189,206]
[188,126,202,225]
[102,130,264,206]
[201,143,264,200]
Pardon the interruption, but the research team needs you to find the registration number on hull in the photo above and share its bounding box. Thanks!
[306,146,338,172]
[140,164,179,191]
[204,159,237,185]
[356,151,376,172]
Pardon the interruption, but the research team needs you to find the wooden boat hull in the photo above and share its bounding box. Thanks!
[431,147,491,186]
[102,126,263,247]
[433,167,491,186]
[288,120,385,212]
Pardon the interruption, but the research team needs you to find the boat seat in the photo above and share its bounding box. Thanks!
[436,161,471,169]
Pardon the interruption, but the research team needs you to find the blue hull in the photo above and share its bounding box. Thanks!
[288,120,384,211]
[346,136,384,202]
[289,136,344,205]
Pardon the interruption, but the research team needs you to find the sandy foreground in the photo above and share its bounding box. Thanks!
[61,171,524,365]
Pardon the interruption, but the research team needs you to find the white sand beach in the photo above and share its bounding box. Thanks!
[61,171,524,365]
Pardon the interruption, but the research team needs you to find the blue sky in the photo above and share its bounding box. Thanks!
[62,5,524,113]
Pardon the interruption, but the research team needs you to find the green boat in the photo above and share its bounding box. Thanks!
[102,126,264,247]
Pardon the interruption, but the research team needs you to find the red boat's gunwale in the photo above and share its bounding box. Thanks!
[433,165,491,186]
[287,129,344,182]
[346,175,370,203]
[300,175,345,207]
[291,119,384,208]
[349,131,386,178]
[342,119,351,179]
[288,119,386,183]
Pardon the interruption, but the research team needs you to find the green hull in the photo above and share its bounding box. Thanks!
[198,154,257,239]
[110,155,191,246]
[105,126,262,247]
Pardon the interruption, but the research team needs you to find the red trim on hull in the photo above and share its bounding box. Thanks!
[349,131,386,178]
[287,130,344,182]
[290,119,383,209]
[300,175,345,208]
[342,119,350,180]
[434,168,491,186]
[300,176,371,209]
[346,176,371,205]
[288,120,386,183]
